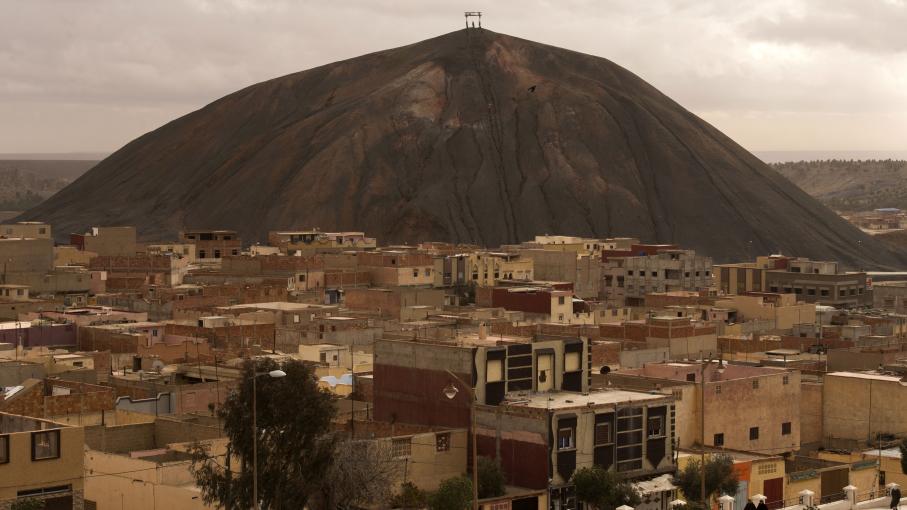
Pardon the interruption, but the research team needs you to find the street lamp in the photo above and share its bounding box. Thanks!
[442,370,478,510]
[252,367,286,510]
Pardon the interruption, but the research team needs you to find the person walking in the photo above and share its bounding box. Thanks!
[891,485,901,510]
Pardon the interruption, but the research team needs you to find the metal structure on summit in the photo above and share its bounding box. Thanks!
[465,11,482,28]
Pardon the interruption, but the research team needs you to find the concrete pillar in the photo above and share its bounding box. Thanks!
[844,485,858,509]
[799,490,815,508]
[719,494,736,510]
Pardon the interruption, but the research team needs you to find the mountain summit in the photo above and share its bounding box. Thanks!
[20,29,905,266]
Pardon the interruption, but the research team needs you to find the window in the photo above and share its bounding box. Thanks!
[486,359,503,383]
[715,385,721,394]
[198,250,206,259]
[319,352,327,363]
[298,274,306,282]
[436,432,451,452]
[594,422,612,445]
[686,373,696,382]
[489,502,511,510]
[672,389,683,401]
[424,268,431,277]
[820,289,830,296]
[557,428,575,450]
[839,289,846,297]
[758,462,777,475]
[647,416,664,437]
[558,296,565,305]
[807,288,816,295]
[685,272,691,278]
[749,427,759,441]
[782,422,792,435]
[412,269,419,278]
[705,271,711,276]
[231,249,239,256]
[770,286,779,292]
[752,379,759,389]
[392,438,412,458]
[713,433,724,447]
[783,375,789,385]
[565,352,581,372]
[214,249,221,258]
[628,270,634,276]
[651,271,658,277]
[32,430,60,460]
[0,435,8,463]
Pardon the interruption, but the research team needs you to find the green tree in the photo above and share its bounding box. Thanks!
[189,359,337,510]
[391,482,429,509]
[429,476,473,510]
[571,465,641,510]
[673,455,739,507]
[477,456,506,499]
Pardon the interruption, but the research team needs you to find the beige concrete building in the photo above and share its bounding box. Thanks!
[0,222,51,239]
[268,229,376,254]
[434,251,534,288]
[715,293,816,331]
[823,371,907,447]
[70,226,137,257]
[0,413,85,508]
[145,243,196,262]
[716,256,870,307]
[608,361,801,454]
[518,249,599,298]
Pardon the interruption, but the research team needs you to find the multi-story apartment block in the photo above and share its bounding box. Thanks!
[715,255,870,307]
[179,230,241,260]
[477,390,676,509]
[608,361,800,455]
[70,226,137,257]
[373,334,590,428]
[603,247,713,306]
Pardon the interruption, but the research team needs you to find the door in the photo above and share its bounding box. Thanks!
[537,353,554,391]
[764,477,784,509]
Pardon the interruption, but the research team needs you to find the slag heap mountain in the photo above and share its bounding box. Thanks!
[20,30,905,267]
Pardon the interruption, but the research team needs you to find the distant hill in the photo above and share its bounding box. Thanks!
[772,160,907,212]
[0,160,97,210]
[16,29,907,268]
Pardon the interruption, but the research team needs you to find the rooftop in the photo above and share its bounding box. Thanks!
[505,389,666,410]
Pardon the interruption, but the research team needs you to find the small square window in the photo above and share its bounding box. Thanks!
[782,422,792,436]
[557,428,575,450]
[749,427,759,441]
[412,269,419,278]
[32,430,60,460]
[594,422,612,445]
[392,438,412,458]
[713,433,724,447]
[647,416,664,438]
[436,432,451,452]
[686,373,696,382]
[752,380,759,389]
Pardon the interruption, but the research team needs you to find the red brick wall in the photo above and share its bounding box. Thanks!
[489,288,551,314]
[591,341,621,366]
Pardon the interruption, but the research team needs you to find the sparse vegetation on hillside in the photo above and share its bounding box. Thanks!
[773,159,907,212]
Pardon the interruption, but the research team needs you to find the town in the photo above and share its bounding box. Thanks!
[0,221,905,509]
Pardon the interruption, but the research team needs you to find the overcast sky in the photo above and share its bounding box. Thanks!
[1,0,905,155]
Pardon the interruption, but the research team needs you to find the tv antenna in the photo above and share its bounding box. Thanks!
[465,11,482,29]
